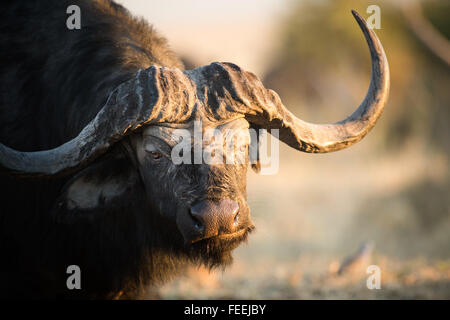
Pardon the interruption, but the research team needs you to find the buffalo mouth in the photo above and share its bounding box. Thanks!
[212,228,248,242]
[187,225,255,267]
[191,227,249,244]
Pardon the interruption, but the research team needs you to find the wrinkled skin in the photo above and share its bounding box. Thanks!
[129,119,255,266]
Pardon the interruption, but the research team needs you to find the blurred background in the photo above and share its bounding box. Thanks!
[117,0,449,299]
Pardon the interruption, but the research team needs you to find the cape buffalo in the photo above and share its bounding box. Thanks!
[0,0,389,299]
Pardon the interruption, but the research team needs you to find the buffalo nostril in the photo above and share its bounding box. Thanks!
[233,211,240,226]
[189,209,204,232]
[193,220,203,231]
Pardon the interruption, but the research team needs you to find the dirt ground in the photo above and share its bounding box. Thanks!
[157,254,450,299]
[156,140,450,299]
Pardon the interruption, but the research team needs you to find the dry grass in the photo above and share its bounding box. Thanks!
[158,255,450,299]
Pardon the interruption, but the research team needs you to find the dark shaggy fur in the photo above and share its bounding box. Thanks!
[0,0,211,299]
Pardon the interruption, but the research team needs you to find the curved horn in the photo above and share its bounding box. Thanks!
[0,66,197,177]
[0,10,389,176]
[218,10,390,153]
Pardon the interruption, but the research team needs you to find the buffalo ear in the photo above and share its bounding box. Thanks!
[249,125,261,173]
[54,150,141,219]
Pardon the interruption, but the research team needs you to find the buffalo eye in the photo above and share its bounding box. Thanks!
[143,138,165,160]
[149,151,162,160]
